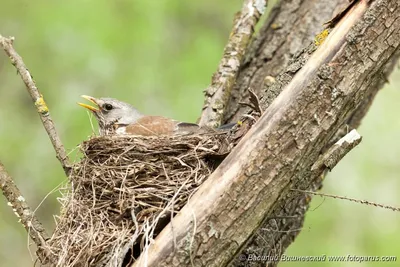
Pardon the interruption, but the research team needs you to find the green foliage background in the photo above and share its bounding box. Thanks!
[0,1,399,266]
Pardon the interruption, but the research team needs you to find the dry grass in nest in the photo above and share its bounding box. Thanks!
[45,133,231,267]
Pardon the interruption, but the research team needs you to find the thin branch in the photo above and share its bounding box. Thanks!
[293,190,400,212]
[198,0,268,127]
[0,35,71,175]
[0,161,51,263]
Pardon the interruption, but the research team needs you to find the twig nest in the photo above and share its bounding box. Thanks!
[46,133,231,267]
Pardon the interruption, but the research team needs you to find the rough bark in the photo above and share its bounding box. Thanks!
[231,50,400,267]
[133,0,400,266]
[224,0,350,123]
[224,0,400,265]
[199,0,267,128]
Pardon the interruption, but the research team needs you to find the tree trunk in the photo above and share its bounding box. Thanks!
[134,0,400,266]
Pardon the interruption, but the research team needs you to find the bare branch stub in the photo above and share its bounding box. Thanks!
[0,35,70,175]
[311,129,362,172]
[0,161,51,263]
[198,0,268,127]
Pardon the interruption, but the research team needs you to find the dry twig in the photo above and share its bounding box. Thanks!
[293,190,400,212]
[0,34,70,174]
[198,0,268,127]
[0,161,51,262]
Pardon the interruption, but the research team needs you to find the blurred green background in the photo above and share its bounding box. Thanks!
[0,1,399,266]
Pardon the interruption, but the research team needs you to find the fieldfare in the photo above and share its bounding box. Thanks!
[78,95,233,136]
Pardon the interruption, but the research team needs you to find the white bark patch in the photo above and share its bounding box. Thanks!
[247,1,255,17]
[254,0,266,14]
[17,196,25,202]
[336,129,361,146]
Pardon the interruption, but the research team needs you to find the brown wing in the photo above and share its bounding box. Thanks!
[124,116,200,136]
[175,122,201,135]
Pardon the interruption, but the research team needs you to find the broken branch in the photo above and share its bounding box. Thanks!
[311,129,362,172]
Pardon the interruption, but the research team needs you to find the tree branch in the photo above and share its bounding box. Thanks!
[225,0,400,264]
[133,0,400,265]
[0,161,51,263]
[198,0,268,127]
[311,129,362,172]
[234,37,400,267]
[0,35,71,175]
[223,0,352,123]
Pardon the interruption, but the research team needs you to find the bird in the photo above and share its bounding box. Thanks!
[78,95,234,136]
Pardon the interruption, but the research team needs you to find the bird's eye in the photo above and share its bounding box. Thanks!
[103,103,113,111]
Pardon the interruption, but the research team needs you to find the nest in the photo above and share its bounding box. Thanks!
[46,133,231,267]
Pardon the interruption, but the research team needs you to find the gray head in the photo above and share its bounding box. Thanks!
[78,95,143,129]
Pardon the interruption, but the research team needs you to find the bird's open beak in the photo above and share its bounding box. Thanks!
[78,95,100,112]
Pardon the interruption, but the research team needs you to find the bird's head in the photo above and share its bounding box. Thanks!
[78,95,143,129]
